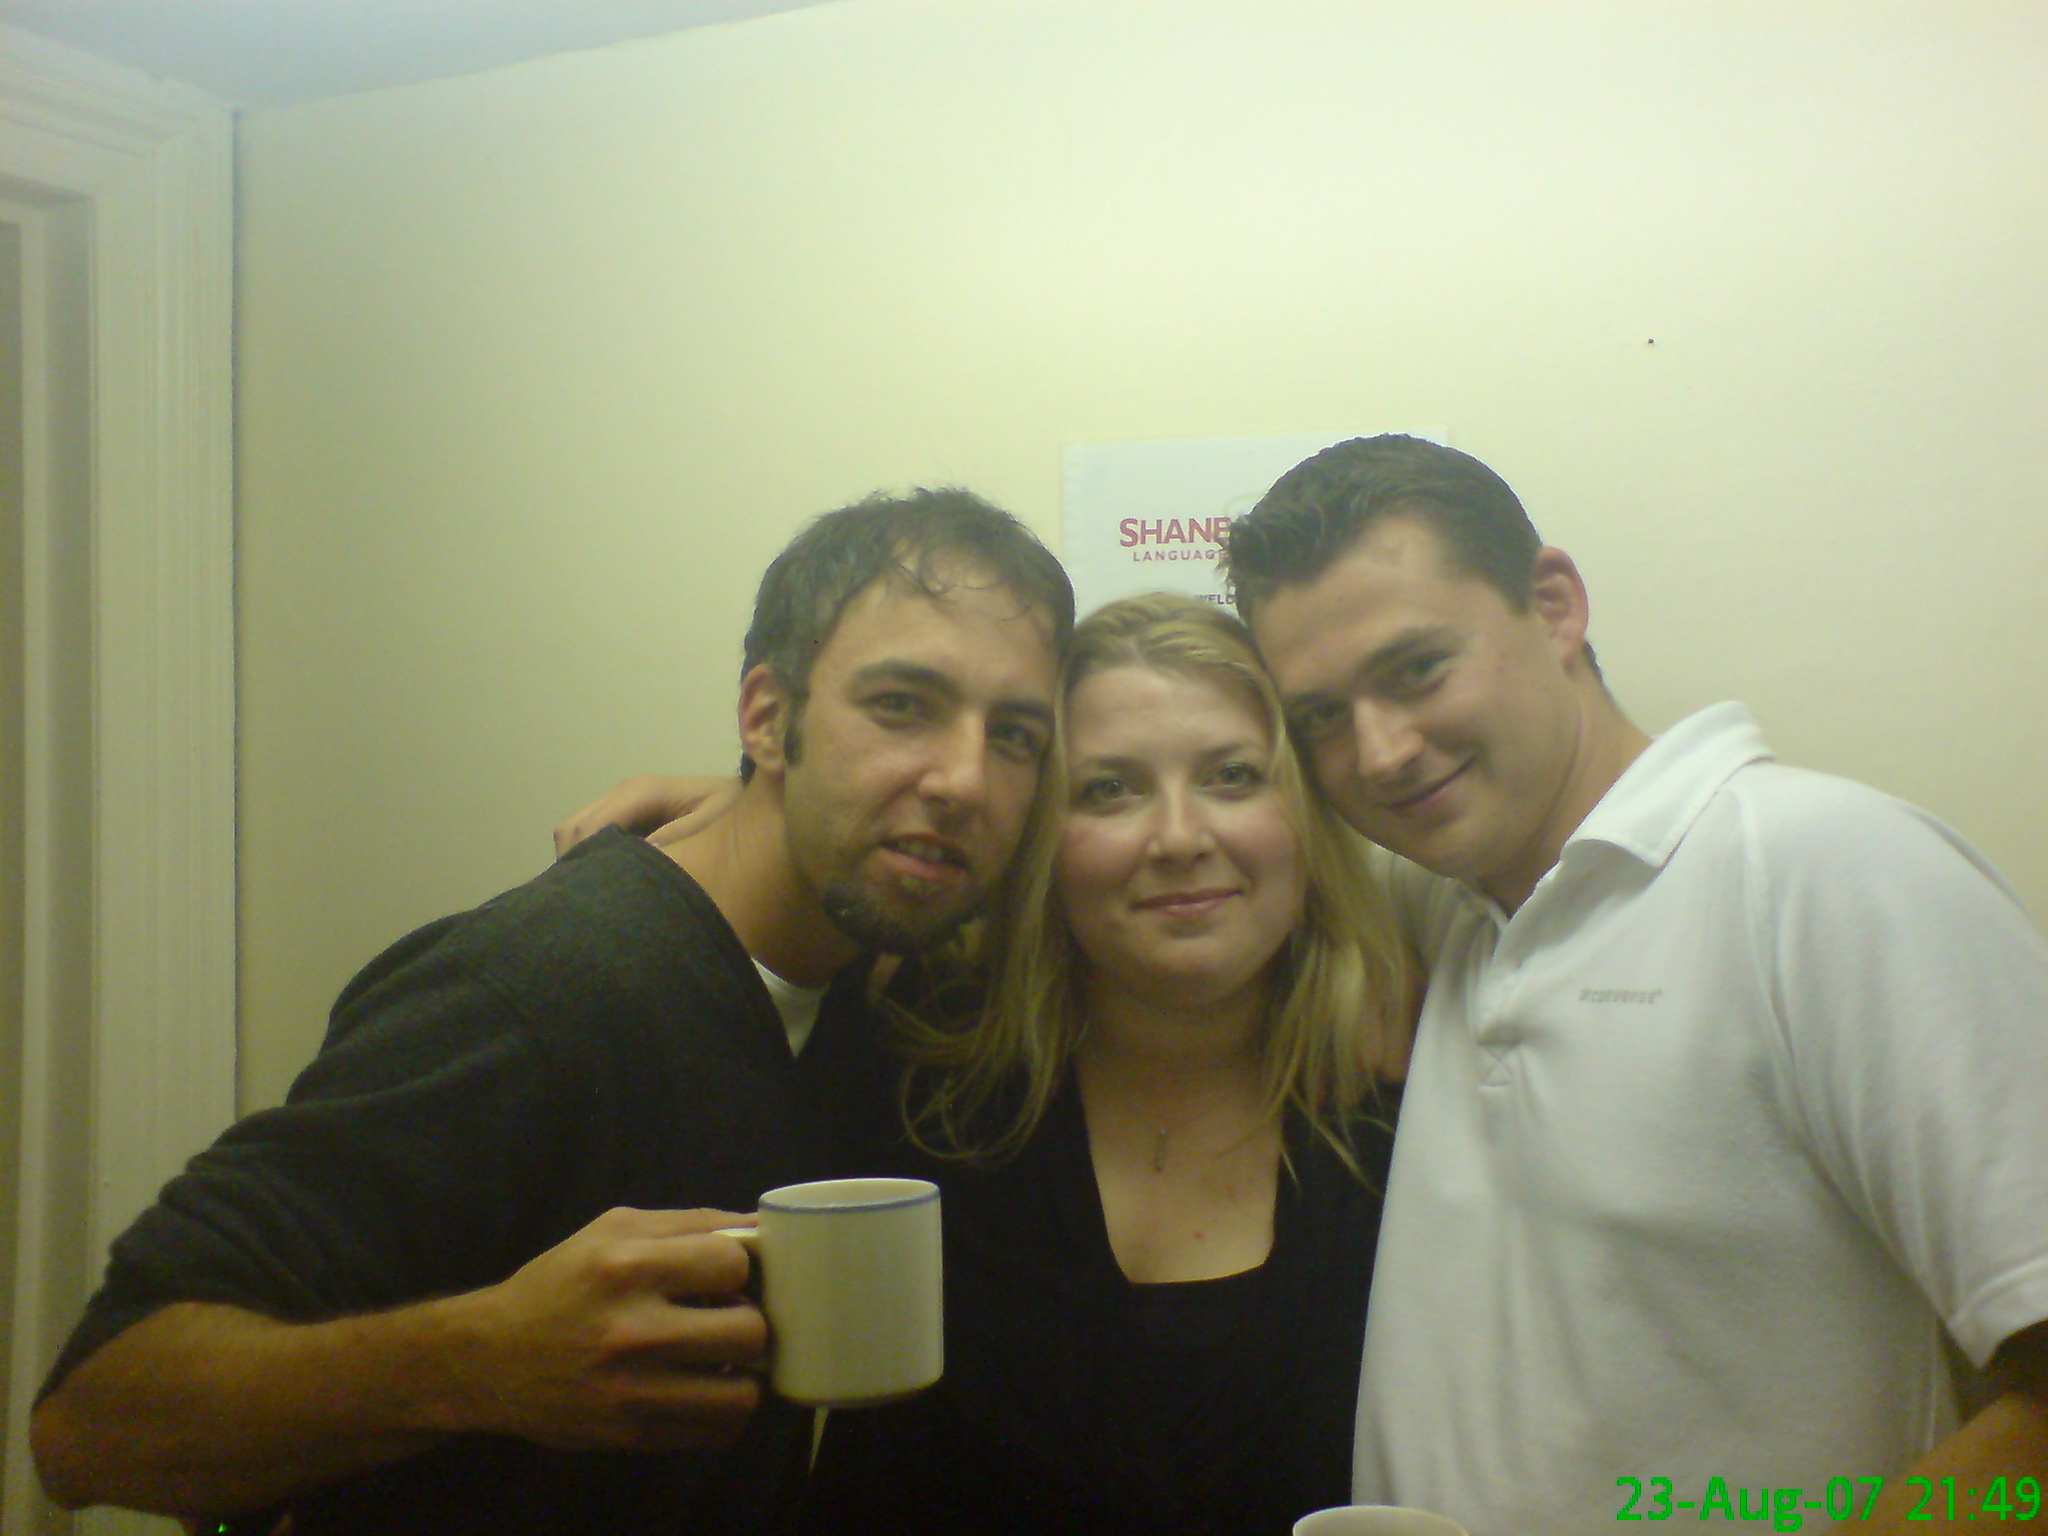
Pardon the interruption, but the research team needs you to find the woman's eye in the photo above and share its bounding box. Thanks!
[1074,776,1130,807]
[1211,761,1265,792]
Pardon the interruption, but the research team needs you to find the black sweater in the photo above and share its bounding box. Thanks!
[46,829,902,1534]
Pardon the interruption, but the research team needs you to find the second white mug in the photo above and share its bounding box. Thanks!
[1295,1507,1469,1536]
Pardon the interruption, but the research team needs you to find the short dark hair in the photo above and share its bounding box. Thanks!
[1222,435,1543,624]
[738,487,1075,779]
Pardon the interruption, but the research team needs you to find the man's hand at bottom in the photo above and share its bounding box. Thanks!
[430,1206,767,1453]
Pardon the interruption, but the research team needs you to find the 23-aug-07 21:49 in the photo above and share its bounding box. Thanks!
[1617,1475,2043,1528]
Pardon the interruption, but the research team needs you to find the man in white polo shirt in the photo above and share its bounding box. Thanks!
[1226,435,2048,1536]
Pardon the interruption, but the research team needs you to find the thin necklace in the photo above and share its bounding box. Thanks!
[1077,1030,1258,1175]
[1147,1087,1255,1173]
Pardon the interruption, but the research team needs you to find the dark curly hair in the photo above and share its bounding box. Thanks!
[739,488,1075,779]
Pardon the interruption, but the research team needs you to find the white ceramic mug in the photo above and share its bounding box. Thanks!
[1294,1507,1469,1536]
[719,1176,943,1407]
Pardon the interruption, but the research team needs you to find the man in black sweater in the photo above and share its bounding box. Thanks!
[30,488,1071,1534]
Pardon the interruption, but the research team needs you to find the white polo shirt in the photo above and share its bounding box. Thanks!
[1353,703,2048,1536]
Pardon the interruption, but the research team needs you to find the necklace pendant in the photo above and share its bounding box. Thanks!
[1151,1128,1169,1173]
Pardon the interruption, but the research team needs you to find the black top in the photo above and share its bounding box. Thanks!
[43,829,904,1535]
[1127,1263,1276,1501]
[799,1074,1396,1536]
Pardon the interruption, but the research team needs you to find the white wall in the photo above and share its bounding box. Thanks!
[235,0,2048,1109]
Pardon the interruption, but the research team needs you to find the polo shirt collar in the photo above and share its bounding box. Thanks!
[1564,701,1775,871]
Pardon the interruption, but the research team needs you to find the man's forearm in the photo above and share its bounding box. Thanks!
[31,1209,767,1518]
[31,1299,465,1516]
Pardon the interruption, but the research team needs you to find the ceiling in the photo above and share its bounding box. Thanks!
[0,0,847,109]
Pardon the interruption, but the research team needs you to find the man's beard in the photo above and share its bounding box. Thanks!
[817,874,983,955]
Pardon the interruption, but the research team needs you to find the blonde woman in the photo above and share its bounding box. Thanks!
[560,594,1411,1535]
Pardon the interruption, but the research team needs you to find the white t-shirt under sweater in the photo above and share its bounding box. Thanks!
[755,961,826,1058]
[1353,703,2048,1536]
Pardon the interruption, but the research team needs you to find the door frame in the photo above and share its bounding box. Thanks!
[2,25,234,1532]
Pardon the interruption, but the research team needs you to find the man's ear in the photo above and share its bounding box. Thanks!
[1529,547,1594,671]
[737,664,792,777]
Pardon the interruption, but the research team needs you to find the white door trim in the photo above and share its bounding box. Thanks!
[2,26,234,1532]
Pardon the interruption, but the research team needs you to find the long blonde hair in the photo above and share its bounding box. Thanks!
[895,591,1410,1170]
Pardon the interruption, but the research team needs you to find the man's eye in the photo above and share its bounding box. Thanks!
[1392,654,1448,692]
[870,692,927,720]
[1292,702,1348,740]
[990,721,1047,761]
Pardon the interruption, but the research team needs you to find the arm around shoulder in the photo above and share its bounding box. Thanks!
[552,775,741,858]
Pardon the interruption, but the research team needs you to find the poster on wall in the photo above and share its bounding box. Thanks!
[1059,429,1449,619]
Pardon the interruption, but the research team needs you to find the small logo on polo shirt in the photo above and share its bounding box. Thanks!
[1580,986,1663,1004]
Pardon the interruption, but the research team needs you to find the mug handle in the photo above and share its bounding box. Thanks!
[714,1226,828,1465]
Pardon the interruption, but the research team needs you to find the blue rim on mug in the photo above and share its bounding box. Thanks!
[758,1177,939,1215]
